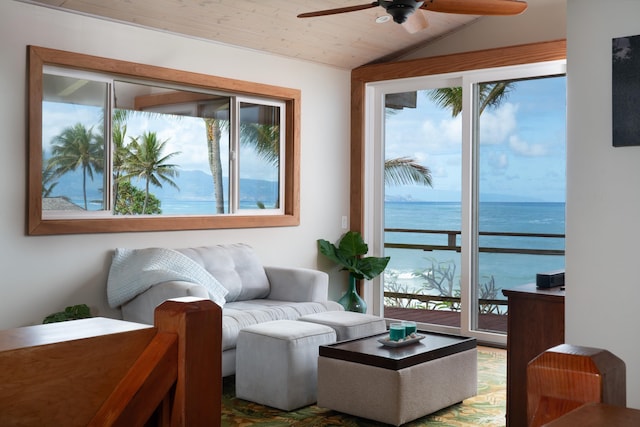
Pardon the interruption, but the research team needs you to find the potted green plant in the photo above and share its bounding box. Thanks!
[317,231,390,313]
[42,304,92,324]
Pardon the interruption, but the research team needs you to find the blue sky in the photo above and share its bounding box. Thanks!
[384,76,567,203]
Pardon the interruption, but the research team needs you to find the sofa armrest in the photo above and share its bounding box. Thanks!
[120,281,209,325]
[264,266,329,302]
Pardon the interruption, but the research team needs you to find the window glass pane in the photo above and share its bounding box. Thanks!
[383,88,463,329]
[113,81,231,215]
[475,76,566,333]
[30,46,300,235]
[42,74,108,212]
[238,102,281,211]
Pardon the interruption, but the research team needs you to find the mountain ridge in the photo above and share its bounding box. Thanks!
[48,169,279,206]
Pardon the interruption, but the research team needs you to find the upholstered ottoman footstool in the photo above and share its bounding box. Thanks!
[235,320,336,411]
[298,311,387,341]
[317,332,477,426]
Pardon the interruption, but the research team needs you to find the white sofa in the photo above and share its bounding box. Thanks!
[109,243,343,377]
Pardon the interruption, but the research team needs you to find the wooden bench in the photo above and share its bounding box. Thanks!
[0,297,222,427]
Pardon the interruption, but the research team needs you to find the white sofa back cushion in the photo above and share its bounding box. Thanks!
[107,247,228,308]
[177,243,270,302]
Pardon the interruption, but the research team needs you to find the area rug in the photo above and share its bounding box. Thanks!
[221,347,506,426]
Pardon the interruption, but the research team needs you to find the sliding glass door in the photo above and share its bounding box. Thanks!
[383,84,463,331]
[473,74,567,335]
[368,61,566,345]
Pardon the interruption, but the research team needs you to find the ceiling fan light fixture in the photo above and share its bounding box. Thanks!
[382,0,425,24]
[386,6,413,23]
[297,0,526,32]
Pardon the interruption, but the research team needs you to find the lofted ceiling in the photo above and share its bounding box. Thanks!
[19,0,490,69]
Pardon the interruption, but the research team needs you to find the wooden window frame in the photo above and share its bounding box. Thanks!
[27,46,300,235]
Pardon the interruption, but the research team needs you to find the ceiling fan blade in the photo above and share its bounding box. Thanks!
[297,2,379,18]
[420,0,527,16]
[402,10,429,33]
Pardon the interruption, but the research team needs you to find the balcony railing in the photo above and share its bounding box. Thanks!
[382,228,565,332]
[384,228,565,256]
[384,292,508,312]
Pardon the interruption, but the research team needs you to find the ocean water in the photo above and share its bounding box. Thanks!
[383,201,565,299]
[79,199,273,213]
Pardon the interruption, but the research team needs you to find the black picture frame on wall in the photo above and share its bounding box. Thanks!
[612,34,640,147]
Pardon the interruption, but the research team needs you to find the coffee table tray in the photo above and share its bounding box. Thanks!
[377,334,425,347]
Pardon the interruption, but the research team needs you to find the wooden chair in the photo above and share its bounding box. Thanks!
[0,297,222,427]
[527,344,626,427]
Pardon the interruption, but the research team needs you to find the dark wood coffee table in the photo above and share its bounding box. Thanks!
[317,331,477,426]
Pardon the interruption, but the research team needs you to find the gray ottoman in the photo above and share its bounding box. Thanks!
[317,332,477,426]
[235,320,336,411]
[298,311,387,341]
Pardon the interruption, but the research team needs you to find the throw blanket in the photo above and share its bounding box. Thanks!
[107,247,228,308]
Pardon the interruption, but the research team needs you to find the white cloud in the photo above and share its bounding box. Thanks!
[156,117,215,173]
[421,116,461,153]
[385,114,461,159]
[509,135,547,157]
[42,102,103,149]
[479,102,518,144]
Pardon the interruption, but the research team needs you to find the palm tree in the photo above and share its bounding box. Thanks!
[384,156,433,187]
[111,108,176,213]
[241,122,281,208]
[240,122,280,166]
[111,118,130,211]
[124,131,181,214]
[204,115,281,212]
[428,82,512,118]
[204,118,226,213]
[384,107,434,189]
[41,162,58,197]
[48,123,104,209]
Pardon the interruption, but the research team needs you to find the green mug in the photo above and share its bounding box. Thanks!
[389,322,406,341]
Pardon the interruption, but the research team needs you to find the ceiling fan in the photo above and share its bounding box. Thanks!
[298,0,527,33]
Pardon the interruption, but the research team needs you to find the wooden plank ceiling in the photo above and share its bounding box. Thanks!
[21,0,481,69]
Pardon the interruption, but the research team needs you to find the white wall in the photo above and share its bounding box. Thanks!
[566,0,640,409]
[0,1,351,328]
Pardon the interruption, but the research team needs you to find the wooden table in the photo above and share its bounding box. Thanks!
[543,403,640,426]
[318,330,476,369]
[502,283,565,427]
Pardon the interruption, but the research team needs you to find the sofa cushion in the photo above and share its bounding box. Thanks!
[107,247,228,308]
[177,244,270,302]
[298,311,387,341]
[221,300,343,351]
